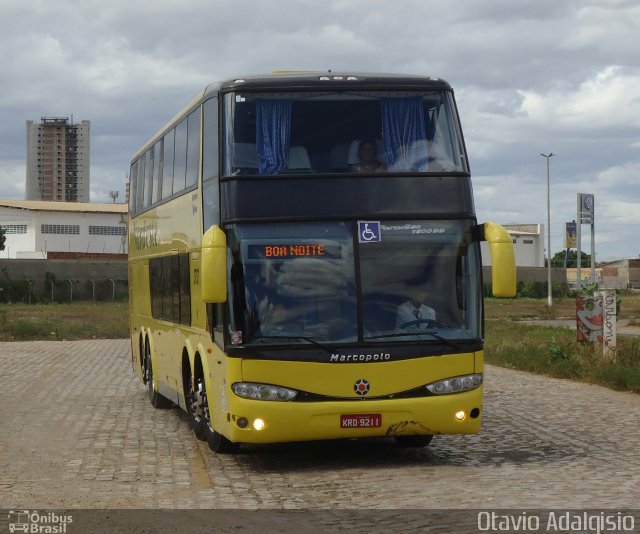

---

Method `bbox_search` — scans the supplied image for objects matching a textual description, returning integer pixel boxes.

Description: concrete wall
[483,266,567,286]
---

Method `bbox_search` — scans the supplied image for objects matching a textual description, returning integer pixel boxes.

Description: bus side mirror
[483,221,516,297]
[201,225,227,303]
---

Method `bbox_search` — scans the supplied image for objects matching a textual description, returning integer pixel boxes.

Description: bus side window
[173,118,188,194]
[203,98,219,178]
[207,303,224,347]
[136,156,146,213]
[162,129,175,200]
[129,160,138,215]
[203,98,220,230]
[185,108,200,188]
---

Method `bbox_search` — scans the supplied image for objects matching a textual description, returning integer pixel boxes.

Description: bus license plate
[340,414,382,428]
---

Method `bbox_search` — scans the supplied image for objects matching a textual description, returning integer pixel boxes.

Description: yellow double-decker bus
[128,72,515,453]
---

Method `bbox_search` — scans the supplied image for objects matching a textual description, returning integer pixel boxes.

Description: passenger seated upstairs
[349,140,387,173]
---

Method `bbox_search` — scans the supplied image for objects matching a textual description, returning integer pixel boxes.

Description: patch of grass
[485,293,640,321]
[485,316,640,393]
[484,297,575,320]
[593,365,640,392]
[0,302,129,341]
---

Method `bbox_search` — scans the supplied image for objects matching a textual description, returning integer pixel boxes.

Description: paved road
[0,339,638,515]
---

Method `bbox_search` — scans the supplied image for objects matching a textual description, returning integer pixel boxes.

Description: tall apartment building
[26,117,90,202]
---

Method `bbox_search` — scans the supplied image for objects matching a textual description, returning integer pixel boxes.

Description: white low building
[481,223,545,267]
[0,200,128,259]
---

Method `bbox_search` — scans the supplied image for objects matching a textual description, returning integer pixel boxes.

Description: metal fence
[0,278,128,303]
[0,259,128,303]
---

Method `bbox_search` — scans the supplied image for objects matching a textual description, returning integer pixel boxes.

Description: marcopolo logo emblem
[354,379,370,396]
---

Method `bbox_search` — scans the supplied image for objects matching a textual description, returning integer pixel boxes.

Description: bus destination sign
[248,243,340,259]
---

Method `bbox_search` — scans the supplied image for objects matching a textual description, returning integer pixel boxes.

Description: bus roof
[207,72,452,98]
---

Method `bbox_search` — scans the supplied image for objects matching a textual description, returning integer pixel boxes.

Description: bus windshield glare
[222,91,467,176]
[226,220,481,348]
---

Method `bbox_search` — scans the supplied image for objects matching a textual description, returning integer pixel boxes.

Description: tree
[0,227,5,251]
[550,249,591,268]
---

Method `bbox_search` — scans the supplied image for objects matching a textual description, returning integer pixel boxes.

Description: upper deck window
[222,91,467,177]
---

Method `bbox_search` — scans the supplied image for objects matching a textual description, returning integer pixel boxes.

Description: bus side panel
[475,350,484,373]
[204,343,243,439]
[129,259,149,384]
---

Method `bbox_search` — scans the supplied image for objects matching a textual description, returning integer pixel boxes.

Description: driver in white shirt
[396,286,436,329]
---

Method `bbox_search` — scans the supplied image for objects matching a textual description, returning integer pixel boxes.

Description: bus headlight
[425,374,482,395]
[232,382,297,401]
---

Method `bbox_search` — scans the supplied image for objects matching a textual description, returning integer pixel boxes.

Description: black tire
[187,376,206,441]
[395,435,434,448]
[199,377,239,454]
[145,347,171,409]
[206,429,239,454]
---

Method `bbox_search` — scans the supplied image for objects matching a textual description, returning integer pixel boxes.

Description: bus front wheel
[206,429,239,454]
[395,435,433,448]
[198,377,239,454]
[145,346,171,409]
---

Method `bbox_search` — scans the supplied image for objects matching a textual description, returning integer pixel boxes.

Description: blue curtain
[256,100,292,175]
[380,97,426,169]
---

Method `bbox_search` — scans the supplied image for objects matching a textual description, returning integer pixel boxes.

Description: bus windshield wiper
[366,330,460,350]
[252,335,333,353]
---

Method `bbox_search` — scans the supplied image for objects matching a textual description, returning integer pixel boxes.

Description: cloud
[0,162,26,199]
[1,0,640,258]
[518,66,640,133]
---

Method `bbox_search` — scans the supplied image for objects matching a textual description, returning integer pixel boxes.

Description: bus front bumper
[222,387,483,444]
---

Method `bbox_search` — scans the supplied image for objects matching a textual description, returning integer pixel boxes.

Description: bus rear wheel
[395,435,433,448]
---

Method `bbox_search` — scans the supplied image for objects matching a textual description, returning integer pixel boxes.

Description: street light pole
[540,152,555,307]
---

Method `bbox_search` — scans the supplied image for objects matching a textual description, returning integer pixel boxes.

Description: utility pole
[540,152,555,307]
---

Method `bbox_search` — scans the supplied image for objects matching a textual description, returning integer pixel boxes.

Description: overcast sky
[1,0,639,260]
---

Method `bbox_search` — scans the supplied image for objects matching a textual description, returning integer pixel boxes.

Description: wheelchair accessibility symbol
[358,221,381,243]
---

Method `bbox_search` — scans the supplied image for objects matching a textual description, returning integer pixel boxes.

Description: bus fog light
[237,417,248,428]
[253,418,266,431]
[455,410,466,421]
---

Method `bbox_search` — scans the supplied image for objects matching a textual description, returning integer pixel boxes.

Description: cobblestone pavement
[1,339,639,511]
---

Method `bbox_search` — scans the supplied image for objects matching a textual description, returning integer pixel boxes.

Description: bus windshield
[225,220,481,348]
[222,91,467,176]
